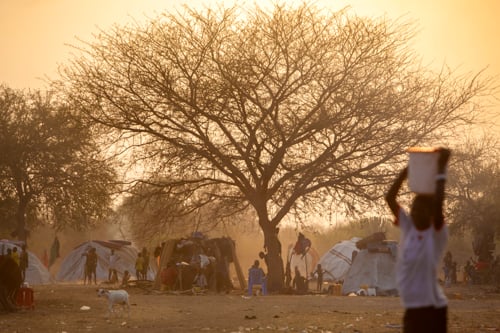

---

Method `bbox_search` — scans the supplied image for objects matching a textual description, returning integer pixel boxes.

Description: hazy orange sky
[1,0,499,92]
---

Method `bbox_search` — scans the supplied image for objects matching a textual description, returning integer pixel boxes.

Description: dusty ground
[2,283,500,333]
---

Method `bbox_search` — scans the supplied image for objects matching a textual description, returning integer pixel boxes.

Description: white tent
[56,240,156,282]
[0,239,52,285]
[341,246,399,296]
[317,237,361,282]
[286,244,320,278]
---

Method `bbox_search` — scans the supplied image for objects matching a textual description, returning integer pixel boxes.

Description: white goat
[97,288,130,318]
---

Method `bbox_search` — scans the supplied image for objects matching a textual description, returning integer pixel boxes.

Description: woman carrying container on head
[385,147,450,333]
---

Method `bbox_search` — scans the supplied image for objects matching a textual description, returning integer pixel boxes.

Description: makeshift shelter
[0,239,52,285]
[316,237,361,282]
[56,240,155,282]
[154,234,246,291]
[341,240,399,296]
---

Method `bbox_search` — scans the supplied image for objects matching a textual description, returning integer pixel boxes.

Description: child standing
[135,253,144,280]
[312,263,325,292]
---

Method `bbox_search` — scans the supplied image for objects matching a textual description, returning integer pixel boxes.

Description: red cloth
[475,261,489,271]
[42,250,49,268]
[161,267,178,287]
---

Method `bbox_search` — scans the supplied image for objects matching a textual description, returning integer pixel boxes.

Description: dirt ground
[2,283,500,333]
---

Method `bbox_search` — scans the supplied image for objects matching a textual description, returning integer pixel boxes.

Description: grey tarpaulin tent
[341,241,399,296]
[56,240,156,282]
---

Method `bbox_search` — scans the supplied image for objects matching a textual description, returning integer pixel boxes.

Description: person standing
[11,247,20,266]
[19,245,29,282]
[141,247,150,280]
[284,261,292,290]
[49,236,60,268]
[108,249,118,283]
[385,148,450,333]
[6,248,12,259]
[312,263,325,292]
[443,251,453,287]
[82,248,90,285]
[82,247,98,285]
[292,265,307,294]
[87,247,98,285]
[464,260,474,284]
[135,253,144,280]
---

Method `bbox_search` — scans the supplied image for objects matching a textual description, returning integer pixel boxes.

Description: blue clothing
[248,266,267,296]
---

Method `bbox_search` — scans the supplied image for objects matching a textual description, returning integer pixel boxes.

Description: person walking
[385,148,450,333]
[19,245,29,282]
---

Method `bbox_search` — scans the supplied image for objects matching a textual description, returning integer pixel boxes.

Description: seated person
[247,260,267,296]
[121,270,131,287]
[161,262,178,291]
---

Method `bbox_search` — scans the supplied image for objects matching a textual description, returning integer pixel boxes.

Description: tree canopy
[59,3,490,289]
[0,85,118,241]
[115,178,249,244]
[446,136,500,260]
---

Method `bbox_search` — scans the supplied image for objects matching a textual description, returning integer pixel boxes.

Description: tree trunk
[15,198,28,243]
[262,225,284,292]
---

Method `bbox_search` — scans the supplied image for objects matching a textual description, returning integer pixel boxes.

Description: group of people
[3,244,29,282]
[248,148,452,333]
[443,251,500,286]
[462,255,500,286]
[82,246,152,286]
[156,235,236,294]
[160,254,233,293]
[250,232,321,296]
[0,147,456,333]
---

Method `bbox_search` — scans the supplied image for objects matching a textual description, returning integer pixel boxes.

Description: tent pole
[230,240,246,290]
[153,240,176,290]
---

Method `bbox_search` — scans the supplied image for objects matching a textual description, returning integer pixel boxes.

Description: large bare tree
[59,4,489,290]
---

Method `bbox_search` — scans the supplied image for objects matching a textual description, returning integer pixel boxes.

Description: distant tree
[446,136,500,261]
[0,85,117,242]
[59,3,491,290]
[0,197,17,237]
